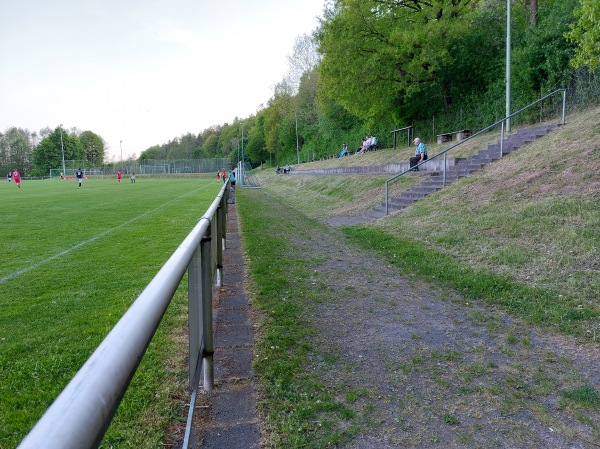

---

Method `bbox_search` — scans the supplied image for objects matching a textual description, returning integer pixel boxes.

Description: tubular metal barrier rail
[18,182,232,449]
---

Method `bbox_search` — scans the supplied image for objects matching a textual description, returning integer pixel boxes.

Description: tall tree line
[143,0,599,167]
[0,127,106,177]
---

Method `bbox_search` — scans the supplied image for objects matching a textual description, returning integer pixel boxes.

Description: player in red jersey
[12,170,21,189]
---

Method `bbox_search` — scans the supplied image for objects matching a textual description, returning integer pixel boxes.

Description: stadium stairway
[326,124,558,226]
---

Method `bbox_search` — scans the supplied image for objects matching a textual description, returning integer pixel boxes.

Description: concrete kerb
[189,204,261,449]
[288,159,459,175]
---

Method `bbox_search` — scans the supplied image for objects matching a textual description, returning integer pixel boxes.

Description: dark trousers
[409,154,427,171]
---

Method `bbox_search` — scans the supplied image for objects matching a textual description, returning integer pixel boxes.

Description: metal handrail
[385,89,566,214]
[390,125,413,150]
[18,182,231,449]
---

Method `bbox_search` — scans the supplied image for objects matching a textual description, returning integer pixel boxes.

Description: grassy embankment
[0,178,221,448]
[237,107,599,447]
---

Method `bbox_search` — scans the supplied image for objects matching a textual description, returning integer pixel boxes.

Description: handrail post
[215,196,225,287]
[188,246,203,392]
[500,120,505,158]
[562,89,566,125]
[200,228,214,391]
[385,181,389,215]
[443,152,447,187]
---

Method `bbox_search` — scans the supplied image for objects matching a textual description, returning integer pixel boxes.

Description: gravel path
[285,216,600,448]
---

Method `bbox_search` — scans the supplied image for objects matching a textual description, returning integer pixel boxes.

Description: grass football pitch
[0,177,222,448]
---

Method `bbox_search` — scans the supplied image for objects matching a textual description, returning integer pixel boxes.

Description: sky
[0,0,325,161]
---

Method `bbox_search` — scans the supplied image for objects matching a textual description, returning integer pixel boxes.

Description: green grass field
[0,177,222,448]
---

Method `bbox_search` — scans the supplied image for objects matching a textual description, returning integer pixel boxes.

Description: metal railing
[385,89,566,214]
[391,125,413,150]
[18,182,232,449]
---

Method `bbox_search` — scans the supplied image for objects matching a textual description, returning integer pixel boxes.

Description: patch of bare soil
[289,224,600,448]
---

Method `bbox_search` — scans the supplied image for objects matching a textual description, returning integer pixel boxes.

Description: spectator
[356,137,367,154]
[130,171,136,183]
[229,170,236,191]
[367,136,378,151]
[409,137,427,171]
[337,144,349,158]
[284,164,291,174]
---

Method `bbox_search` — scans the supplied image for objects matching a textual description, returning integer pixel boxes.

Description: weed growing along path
[238,188,600,448]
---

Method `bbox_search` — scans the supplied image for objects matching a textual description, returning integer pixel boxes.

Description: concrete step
[400,190,428,200]
[411,185,441,194]
[389,197,417,208]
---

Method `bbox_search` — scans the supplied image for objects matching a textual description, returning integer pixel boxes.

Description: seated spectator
[367,135,377,151]
[356,137,367,154]
[284,164,291,174]
[409,137,428,171]
[276,166,282,174]
[337,144,349,158]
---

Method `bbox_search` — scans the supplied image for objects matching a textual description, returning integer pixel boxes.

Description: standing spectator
[12,169,20,188]
[117,171,122,183]
[229,169,236,191]
[76,168,83,188]
[409,137,428,171]
[221,168,227,183]
[130,171,136,183]
[217,171,221,181]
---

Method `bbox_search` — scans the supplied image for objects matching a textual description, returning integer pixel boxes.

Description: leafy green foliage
[565,0,600,71]
[32,127,84,176]
[0,127,35,176]
[79,130,106,165]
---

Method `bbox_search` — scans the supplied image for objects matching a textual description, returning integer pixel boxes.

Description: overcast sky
[0,0,325,160]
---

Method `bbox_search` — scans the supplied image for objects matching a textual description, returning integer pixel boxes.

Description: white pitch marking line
[0,187,207,285]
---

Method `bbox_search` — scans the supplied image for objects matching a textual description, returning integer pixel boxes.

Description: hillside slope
[253,106,600,329]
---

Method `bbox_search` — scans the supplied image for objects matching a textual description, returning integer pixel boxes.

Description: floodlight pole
[295,112,300,164]
[241,125,244,167]
[60,125,66,177]
[120,140,123,172]
[506,0,512,132]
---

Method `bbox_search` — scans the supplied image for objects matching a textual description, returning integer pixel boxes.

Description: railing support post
[216,197,225,287]
[500,120,505,158]
[385,181,389,215]
[562,89,566,125]
[200,228,214,391]
[443,152,447,187]
[188,246,202,393]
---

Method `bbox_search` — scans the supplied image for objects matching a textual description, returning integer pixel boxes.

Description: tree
[79,131,105,165]
[245,113,268,165]
[33,127,84,175]
[0,127,34,175]
[317,0,476,124]
[566,0,600,72]
[512,0,578,102]
[286,33,322,93]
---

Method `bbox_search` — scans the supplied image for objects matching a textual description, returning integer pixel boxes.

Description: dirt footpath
[287,218,600,448]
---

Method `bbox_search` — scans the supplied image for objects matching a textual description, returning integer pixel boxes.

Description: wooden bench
[436,129,472,144]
